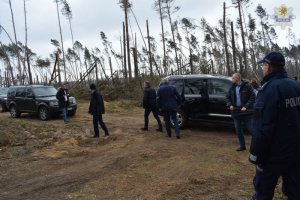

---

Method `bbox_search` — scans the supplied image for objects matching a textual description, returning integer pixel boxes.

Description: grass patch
[0,117,58,148]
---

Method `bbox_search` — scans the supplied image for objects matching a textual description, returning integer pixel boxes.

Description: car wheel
[10,105,20,118]
[171,109,188,129]
[39,106,49,121]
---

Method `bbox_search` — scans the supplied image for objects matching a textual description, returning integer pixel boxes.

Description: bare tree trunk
[158,0,167,73]
[109,57,113,80]
[133,34,138,77]
[231,22,237,73]
[124,0,132,79]
[8,0,22,84]
[55,0,67,83]
[123,22,128,80]
[166,2,179,73]
[146,20,153,76]
[23,0,32,84]
[237,0,247,74]
[223,2,230,76]
[95,60,99,83]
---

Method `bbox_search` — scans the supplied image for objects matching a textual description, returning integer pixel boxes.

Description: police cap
[257,52,285,67]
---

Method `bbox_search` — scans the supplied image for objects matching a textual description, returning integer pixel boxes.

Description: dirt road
[0,101,282,200]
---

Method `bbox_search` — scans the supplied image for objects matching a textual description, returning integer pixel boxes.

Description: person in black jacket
[225,73,255,151]
[88,83,109,138]
[141,81,162,132]
[249,52,300,200]
[56,83,69,124]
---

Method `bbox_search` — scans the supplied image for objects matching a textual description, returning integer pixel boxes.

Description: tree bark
[55,0,66,83]
[166,2,180,73]
[8,0,22,84]
[146,20,153,76]
[223,2,231,76]
[124,0,132,79]
[237,0,247,74]
[158,0,167,74]
[23,0,32,84]
[123,22,128,80]
[231,22,237,73]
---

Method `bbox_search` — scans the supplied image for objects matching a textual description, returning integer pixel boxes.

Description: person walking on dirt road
[249,52,300,200]
[141,81,162,132]
[88,83,109,138]
[157,79,181,139]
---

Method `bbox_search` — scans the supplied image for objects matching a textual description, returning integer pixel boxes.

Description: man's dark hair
[90,83,96,90]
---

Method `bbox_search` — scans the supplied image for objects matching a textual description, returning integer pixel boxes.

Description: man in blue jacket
[226,73,256,151]
[157,79,181,139]
[249,52,300,200]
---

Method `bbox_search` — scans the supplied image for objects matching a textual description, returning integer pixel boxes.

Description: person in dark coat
[249,52,300,200]
[56,83,69,124]
[141,81,162,132]
[157,79,181,139]
[88,83,109,138]
[225,73,256,151]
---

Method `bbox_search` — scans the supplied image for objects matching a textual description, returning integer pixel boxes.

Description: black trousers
[144,107,162,130]
[252,162,300,200]
[93,114,109,137]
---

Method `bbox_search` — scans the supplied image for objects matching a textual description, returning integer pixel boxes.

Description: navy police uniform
[249,52,300,200]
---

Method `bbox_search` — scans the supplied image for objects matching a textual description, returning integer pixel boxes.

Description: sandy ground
[0,101,268,200]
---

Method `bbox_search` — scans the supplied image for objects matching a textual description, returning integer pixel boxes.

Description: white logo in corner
[270,4,296,30]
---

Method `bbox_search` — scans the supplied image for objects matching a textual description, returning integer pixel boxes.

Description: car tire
[39,106,49,121]
[10,105,20,118]
[171,109,188,129]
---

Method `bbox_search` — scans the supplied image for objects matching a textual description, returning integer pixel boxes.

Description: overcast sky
[0,0,299,59]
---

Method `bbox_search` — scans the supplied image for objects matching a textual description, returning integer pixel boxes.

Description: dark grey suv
[163,74,233,128]
[6,85,77,120]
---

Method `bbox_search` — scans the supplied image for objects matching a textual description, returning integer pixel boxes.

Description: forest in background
[0,0,299,97]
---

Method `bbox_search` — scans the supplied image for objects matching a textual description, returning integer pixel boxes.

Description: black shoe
[141,128,148,131]
[236,147,246,151]
[176,136,181,139]
[165,134,171,138]
[92,135,99,138]
[156,128,163,132]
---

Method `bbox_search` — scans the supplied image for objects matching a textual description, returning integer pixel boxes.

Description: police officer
[249,52,300,200]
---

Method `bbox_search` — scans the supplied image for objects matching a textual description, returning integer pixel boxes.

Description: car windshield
[0,88,9,95]
[32,87,57,97]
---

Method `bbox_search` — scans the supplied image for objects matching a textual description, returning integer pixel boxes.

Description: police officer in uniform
[249,52,300,200]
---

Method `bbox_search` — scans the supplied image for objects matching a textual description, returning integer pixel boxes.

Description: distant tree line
[0,0,299,89]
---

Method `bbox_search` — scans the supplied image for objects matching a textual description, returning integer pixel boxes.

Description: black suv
[163,74,233,128]
[6,85,77,120]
